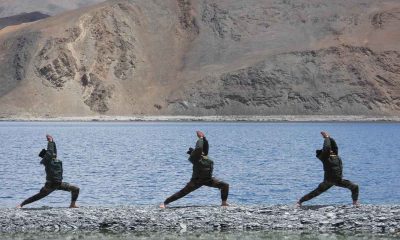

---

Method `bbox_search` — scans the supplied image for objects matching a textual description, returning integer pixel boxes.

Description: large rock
[0,0,399,117]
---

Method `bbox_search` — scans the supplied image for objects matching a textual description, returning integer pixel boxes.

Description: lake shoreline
[1,115,400,122]
[1,205,399,235]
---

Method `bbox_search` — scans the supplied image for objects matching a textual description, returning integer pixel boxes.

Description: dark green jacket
[317,137,343,181]
[41,141,63,182]
[188,148,213,180]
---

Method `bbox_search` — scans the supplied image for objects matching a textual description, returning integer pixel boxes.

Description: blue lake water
[0,121,399,208]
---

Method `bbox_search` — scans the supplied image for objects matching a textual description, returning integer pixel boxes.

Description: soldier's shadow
[300,205,333,210]
[21,206,68,211]
[167,205,218,209]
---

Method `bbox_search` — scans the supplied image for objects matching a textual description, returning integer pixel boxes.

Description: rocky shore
[1,205,399,235]
[1,115,400,122]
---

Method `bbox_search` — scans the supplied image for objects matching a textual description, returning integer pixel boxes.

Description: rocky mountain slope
[0,0,106,17]
[0,0,399,117]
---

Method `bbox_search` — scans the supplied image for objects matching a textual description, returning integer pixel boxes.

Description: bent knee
[222,183,229,190]
[72,186,80,193]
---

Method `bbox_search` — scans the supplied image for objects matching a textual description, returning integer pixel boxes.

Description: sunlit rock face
[0,0,399,117]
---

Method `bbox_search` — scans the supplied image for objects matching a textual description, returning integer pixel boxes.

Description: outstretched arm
[316,137,331,161]
[47,141,57,157]
[188,138,204,163]
[316,131,331,161]
[322,137,331,153]
[195,138,203,150]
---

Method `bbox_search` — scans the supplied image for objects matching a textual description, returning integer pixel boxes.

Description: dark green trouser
[299,179,359,203]
[21,182,80,207]
[164,178,229,205]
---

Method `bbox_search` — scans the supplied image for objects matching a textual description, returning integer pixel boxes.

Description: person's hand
[320,131,329,138]
[46,134,53,142]
[196,131,205,138]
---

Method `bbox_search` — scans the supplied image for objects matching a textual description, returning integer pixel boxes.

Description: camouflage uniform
[299,137,359,204]
[164,177,229,205]
[21,182,80,207]
[20,141,80,207]
[163,140,229,205]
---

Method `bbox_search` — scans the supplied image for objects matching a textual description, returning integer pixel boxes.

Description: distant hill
[0,0,399,118]
[0,0,105,17]
[0,12,49,30]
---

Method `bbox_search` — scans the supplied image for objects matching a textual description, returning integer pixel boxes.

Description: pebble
[326,212,336,218]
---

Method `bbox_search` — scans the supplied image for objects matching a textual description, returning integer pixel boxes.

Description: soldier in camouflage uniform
[160,131,229,208]
[17,134,80,208]
[297,132,359,207]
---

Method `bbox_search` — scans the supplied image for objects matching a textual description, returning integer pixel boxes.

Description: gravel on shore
[1,205,399,235]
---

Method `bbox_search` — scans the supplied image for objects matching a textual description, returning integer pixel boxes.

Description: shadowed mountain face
[0,12,50,30]
[0,0,399,117]
[0,0,106,17]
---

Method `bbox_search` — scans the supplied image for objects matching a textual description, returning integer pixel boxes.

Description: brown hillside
[0,0,399,117]
[0,0,106,17]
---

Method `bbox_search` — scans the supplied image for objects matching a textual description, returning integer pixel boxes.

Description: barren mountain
[0,0,399,118]
[0,0,106,17]
[0,12,49,30]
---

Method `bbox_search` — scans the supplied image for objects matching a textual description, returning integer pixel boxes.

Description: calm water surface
[0,122,399,207]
